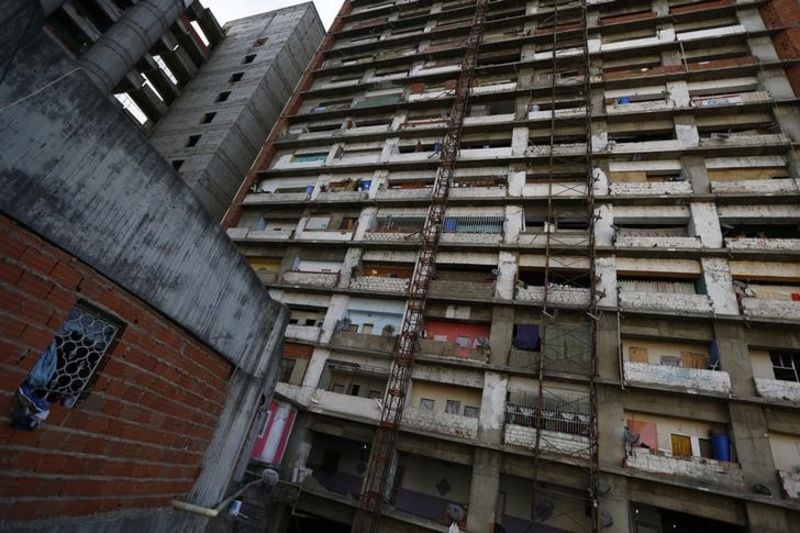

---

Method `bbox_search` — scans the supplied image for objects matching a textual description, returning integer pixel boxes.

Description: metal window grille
[442,215,504,234]
[39,306,120,404]
[505,388,591,436]
[374,216,427,233]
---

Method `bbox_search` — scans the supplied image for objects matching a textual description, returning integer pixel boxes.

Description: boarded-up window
[629,346,649,363]
[681,351,708,369]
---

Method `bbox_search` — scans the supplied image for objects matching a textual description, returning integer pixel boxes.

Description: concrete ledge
[754,378,800,404]
[625,448,744,489]
[624,361,731,394]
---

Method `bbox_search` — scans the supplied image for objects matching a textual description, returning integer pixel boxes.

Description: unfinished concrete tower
[224,0,800,531]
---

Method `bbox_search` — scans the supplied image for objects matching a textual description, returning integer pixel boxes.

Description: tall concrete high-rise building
[223,0,800,531]
[149,4,326,220]
[41,0,324,220]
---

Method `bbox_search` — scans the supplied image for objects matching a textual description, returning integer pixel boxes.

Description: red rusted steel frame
[351,2,489,532]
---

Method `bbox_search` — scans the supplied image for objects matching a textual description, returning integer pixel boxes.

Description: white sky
[202,0,343,29]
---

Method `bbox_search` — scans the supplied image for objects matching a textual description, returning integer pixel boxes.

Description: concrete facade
[224,0,800,531]
[149,3,325,220]
[0,3,287,530]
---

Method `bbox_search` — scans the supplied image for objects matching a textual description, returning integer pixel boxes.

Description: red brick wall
[0,216,234,522]
[761,0,800,96]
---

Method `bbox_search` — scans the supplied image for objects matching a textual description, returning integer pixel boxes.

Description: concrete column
[689,202,722,248]
[320,294,349,343]
[508,168,526,197]
[301,348,330,389]
[674,115,699,148]
[511,127,529,156]
[701,257,738,315]
[466,448,501,532]
[601,475,630,533]
[80,0,187,93]
[489,306,514,366]
[596,312,621,382]
[713,322,756,396]
[729,404,782,497]
[597,387,626,469]
[380,137,399,162]
[478,372,508,445]
[504,205,523,244]
[594,204,614,247]
[354,207,377,241]
[593,167,609,197]
[595,257,617,308]
[496,251,517,300]
[339,247,363,289]
[682,155,710,194]
[744,501,792,533]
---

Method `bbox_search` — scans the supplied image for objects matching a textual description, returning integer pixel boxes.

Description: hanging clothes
[27,341,58,389]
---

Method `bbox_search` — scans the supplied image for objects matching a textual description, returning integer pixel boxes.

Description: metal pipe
[172,478,263,518]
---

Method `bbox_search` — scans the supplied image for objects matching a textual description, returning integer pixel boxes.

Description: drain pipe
[172,469,279,518]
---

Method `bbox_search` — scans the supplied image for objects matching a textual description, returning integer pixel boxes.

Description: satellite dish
[600,511,614,529]
[623,428,640,444]
[533,498,555,522]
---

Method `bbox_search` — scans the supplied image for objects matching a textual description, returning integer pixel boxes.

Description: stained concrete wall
[149,3,325,219]
[0,9,289,524]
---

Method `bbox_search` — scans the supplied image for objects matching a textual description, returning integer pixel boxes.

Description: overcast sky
[202,0,343,29]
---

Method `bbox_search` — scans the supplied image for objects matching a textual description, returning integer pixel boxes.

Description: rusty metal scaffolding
[529,0,600,531]
[351,1,489,532]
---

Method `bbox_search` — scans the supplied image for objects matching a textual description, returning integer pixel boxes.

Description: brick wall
[761,0,800,95]
[0,216,233,522]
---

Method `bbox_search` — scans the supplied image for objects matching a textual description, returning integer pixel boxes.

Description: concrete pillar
[320,294,349,343]
[504,205,523,244]
[466,448,501,532]
[496,251,517,300]
[596,311,620,382]
[597,387,626,469]
[593,167,609,197]
[744,501,793,533]
[601,475,630,533]
[489,306,514,366]
[713,322,756,396]
[729,404,783,499]
[354,207,378,241]
[339,247,363,289]
[682,155,710,194]
[80,0,187,93]
[674,115,699,148]
[689,202,722,248]
[701,258,737,315]
[301,348,330,389]
[595,257,617,308]
[508,169,526,197]
[511,127,529,156]
[478,372,508,445]
[594,204,614,247]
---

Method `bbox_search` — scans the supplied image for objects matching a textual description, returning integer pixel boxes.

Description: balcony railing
[624,362,730,394]
[624,447,744,489]
[282,271,339,288]
[754,378,800,404]
[724,238,800,252]
[515,285,591,306]
[741,298,800,321]
[619,291,713,315]
[375,188,433,201]
[503,418,591,459]
[609,181,692,197]
[362,231,422,243]
[402,406,478,439]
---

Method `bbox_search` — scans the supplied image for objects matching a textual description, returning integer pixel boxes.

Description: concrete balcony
[504,424,591,459]
[724,238,800,252]
[285,324,321,342]
[419,338,488,362]
[619,291,713,315]
[242,192,310,205]
[448,186,507,199]
[349,276,409,294]
[754,378,800,404]
[429,279,495,300]
[609,181,692,197]
[528,143,587,157]
[624,362,731,394]
[711,179,798,195]
[402,407,478,439]
[375,188,432,201]
[315,191,367,202]
[282,271,339,288]
[362,231,421,243]
[515,285,592,306]
[742,298,800,321]
[699,133,788,149]
[462,113,515,127]
[523,182,587,198]
[518,232,590,247]
[606,100,675,114]
[615,235,703,249]
[330,331,396,353]
[624,447,744,489]
[440,232,503,245]
[227,228,295,242]
[311,389,381,422]
[295,230,354,242]
[254,270,278,284]
[528,106,586,120]
[607,140,683,154]
[471,82,517,95]
[778,470,800,499]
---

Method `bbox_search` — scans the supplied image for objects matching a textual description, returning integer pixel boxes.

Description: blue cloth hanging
[513,325,540,350]
[27,341,58,389]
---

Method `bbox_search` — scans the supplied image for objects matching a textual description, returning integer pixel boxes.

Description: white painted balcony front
[606,140,683,154]
[295,230,354,242]
[528,143,587,157]
[462,113,515,127]
[242,192,310,205]
[609,181,691,196]
[711,179,798,195]
[615,235,702,249]
[779,470,800,499]
[742,298,800,321]
[376,188,433,201]
[349,276,409,294]
[504,424,591,459]
[624,362,731,394]
[606,100,675,114]
[449,186,507,199]
[624,447,744,489]
[429,279,495,300]
[459,147,513,160]
[516,285,591,306]
[677,24,745,42]
[227,228,294,242]
[311,389,381,422]
[402,407,478,439]
[700,133,788,149]
[528,106,586,121]
[619,291,713,315]
[282,271,339,288]
[471,82,517,96]
[362,231,421,243]
[724,238,800,252]
[754,378,800,404]
[285,324,321,342]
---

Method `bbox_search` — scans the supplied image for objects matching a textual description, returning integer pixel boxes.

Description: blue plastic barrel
[711,433,731,462]
[305,185,314,195]
[360,180,372,191]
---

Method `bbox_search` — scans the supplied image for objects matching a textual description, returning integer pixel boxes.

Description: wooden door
[681,351,707,369]
[670,434,692,457]
[629,346,649,363]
